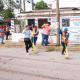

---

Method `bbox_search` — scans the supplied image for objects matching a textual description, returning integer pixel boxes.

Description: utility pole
[32,0,34,10]
[20,0,26,12]
[23,0,25,12]
[56,0,60,45]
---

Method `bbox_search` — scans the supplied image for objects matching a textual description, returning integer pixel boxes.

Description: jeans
[42,34,49,46]
[0,36,4,44]
[61,42,67,54]
[31,37,37,45]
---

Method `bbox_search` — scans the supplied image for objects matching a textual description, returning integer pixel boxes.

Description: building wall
[17,9,80,44]
[61,16,80,44]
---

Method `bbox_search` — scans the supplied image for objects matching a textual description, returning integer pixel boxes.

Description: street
[0,48,80,80]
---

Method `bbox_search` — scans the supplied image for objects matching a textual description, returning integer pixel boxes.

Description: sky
[24,0,80,11]
[34,0,80,8]
[14,0,80,12]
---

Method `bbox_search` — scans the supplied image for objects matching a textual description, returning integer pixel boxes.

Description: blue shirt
[22,29,32,38]
[0,28,4,32]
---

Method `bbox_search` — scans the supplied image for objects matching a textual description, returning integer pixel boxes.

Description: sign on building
[62,16,80,44]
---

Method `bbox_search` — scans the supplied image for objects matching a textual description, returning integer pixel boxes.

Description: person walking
[61,28,69,55]
[22,25,32,53]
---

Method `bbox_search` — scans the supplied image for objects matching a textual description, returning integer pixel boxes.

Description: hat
[64,28,68,31]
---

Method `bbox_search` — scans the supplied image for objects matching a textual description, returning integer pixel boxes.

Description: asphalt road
[0,48,80,80]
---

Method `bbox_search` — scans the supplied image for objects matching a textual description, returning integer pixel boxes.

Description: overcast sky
[23,0,80,11]
[34,0,80,8]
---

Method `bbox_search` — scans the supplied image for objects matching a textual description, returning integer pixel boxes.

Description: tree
[0,0,4,11]
[1,9,14,20]
[2,0,20,10]
[35,0,49,10]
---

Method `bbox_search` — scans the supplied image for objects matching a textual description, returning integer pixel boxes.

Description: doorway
[38,18,48,28]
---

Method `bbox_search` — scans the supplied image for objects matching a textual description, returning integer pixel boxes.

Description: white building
[16,8,80,44]
[8,0,80,45]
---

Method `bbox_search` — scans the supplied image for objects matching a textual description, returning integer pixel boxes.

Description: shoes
[62,53,65,55]
[26,53,29,55]
[26,50,28,53]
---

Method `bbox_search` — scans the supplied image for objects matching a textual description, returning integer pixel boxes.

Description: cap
[64,28,68,31]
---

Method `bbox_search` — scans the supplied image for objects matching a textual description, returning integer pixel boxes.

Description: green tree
[0,0,4,11]
[35,0,49,10]
[1,9,14,20]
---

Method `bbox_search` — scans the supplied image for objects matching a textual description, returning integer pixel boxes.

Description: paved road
[0,48,80,80]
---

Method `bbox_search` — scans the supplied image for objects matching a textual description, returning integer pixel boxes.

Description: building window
[62,19,70,27]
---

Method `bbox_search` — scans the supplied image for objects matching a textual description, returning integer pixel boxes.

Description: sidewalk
[0,40,24,48]
[0,39,80,52]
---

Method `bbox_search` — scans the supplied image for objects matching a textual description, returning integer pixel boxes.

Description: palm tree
[2,0,20,9]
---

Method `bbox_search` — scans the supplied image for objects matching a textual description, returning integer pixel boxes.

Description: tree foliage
[1,9,14,20]
[0,0,4,11]
[35,0,49,10]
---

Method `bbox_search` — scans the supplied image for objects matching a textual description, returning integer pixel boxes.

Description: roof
[3,19,11,23]
[20,7,80,13]
[17,7,80,19]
